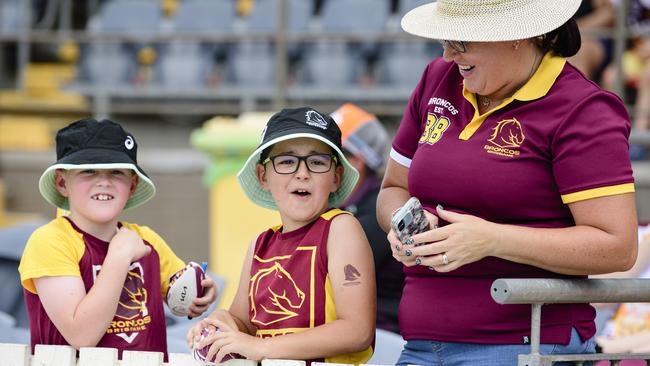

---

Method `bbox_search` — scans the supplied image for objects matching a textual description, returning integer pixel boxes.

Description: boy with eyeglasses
[187,107,376,364]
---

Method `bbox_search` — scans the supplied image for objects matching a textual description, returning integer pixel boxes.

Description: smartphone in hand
[391,197,430,243]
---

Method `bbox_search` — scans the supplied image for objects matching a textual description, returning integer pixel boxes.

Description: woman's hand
[388,209,439,266]
[199,317,266,362]
[391,206,499,272]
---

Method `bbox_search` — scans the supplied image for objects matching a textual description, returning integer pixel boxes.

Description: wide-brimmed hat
[237,107,359,210]
[401,0,581,42]
[39,118,155,211]
[331,103,389,174]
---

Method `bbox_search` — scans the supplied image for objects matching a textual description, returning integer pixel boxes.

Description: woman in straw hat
[377,0,638,364]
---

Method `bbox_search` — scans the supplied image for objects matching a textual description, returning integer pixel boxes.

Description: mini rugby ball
[192,327,241,364]
[166,261,205,317]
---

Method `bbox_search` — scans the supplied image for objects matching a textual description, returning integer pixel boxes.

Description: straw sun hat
[401,0,581,42]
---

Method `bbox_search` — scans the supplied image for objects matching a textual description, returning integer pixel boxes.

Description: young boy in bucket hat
[18,118,217,359]
[187,107,376,364]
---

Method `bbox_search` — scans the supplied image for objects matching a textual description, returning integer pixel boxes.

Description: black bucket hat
[237,107,359,210]
[38,118,156,210]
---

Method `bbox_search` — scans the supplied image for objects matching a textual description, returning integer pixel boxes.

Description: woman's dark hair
[537,18,581,57]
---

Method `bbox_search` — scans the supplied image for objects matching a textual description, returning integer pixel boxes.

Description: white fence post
[0,343,30,366]
[262,360,306,366]
[78,347,119,366]
[32,344,75,366]
[121,350,163,366]
[0,345,363,366]
[167,353,203,366]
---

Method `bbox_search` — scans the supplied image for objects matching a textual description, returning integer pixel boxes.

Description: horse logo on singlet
[116,269,149,320]
[487,118,525,148]
[250,262,306,326]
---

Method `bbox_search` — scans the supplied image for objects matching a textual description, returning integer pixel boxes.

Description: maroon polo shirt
[392,53,634,345]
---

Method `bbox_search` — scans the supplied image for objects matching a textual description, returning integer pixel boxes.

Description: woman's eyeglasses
[439,40,467,53]
[262,153,338,174]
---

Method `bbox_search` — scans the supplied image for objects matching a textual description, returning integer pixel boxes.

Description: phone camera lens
[398,221,405,230]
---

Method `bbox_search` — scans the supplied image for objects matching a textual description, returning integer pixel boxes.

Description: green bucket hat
[237,107,359,210]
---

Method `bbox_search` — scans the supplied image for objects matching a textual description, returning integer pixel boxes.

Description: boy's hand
[200,318,265,362]
[186,309,232,348]
[188,276,218,318]
[109,227,151,263]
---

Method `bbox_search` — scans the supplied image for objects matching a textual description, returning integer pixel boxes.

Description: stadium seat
[0,0,28,36]
[156,42,216,88]
[300,41,363,87]
[79,0,163,86]
[376,0,442,88]
[155,0,236,88]
[227,41,275,87]
[172,0,236,34]
[228,0,314,87]
[94,0,162,35]
[78,43,136,86]
[320,0,390,58]
[299,0,391,86]
[243,0,313,33]
[377,41,441,88]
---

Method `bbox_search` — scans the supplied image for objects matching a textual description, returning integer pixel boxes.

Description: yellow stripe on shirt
[561,183,635,204]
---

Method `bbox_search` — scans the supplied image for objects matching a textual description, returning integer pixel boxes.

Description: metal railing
[492,278,650,366]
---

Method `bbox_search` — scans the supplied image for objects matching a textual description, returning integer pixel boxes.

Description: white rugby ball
[166,261,205,317]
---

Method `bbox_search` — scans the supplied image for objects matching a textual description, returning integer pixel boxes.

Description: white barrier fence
[0,343,385,366]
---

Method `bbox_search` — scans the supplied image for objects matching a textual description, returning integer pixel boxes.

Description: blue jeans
[397,328,596,366]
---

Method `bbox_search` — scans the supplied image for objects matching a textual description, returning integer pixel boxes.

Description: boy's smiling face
[256,138,343,231]
[55,168,138,230]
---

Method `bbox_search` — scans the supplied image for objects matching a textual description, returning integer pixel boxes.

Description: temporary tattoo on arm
[343,264,361,286]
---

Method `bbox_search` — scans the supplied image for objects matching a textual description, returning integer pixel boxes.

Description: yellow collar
[458,53,565,140]
[462,52,565,106]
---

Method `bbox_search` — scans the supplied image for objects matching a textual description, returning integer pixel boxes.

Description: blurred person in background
[601,0,650,159]
[594,228,650,364]
[569,0,615,82]
[331,103,403,334]
[377,0,638,364]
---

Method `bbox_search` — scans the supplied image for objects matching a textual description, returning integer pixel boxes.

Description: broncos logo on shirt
[488,118,525,148]
[115,269,148,320]
[250,262,305,326]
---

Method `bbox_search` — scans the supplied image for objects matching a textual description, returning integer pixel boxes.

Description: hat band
[439,0,529,16]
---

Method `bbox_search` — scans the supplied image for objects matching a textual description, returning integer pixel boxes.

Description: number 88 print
[419,113,451,145]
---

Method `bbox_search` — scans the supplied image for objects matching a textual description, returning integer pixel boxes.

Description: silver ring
[442,253,449,265]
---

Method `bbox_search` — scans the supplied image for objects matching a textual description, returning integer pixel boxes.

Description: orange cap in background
[331,103,389,174]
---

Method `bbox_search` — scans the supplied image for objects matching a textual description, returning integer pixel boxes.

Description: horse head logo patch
[487,118,525,148]
[116,269,148,320]
[250,262,305,326]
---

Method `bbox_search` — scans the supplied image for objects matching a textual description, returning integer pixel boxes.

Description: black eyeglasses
[439,40,467,53]
[262,153,338,174]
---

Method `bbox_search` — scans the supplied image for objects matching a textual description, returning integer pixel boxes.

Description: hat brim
[39,148,155,211]
[236,132,359,210]
[401,0,581,42]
